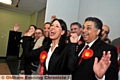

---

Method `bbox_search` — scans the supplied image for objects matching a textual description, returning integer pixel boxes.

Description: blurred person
[66,22,83,44]
[19,25,37,75]
[42,22,51,45]
[100,25,110,41]
[67,30,71,37]
[70,22,83,41]
[111,37,120,47]
[31,28,45,74]
[111,37,120,80]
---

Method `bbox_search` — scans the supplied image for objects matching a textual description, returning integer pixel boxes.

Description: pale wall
[78,0,120,41]
[45,0,80,30]
[45,0,120,41]
[30,12,37,25]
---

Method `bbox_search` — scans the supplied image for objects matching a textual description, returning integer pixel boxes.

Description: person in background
[111,37,120,80]
[65,30,71,44]
[66,22,83,44]
[70,22,83,41]
[31,28,45,74]
[111,37,120,48]
[19,25,37,75]
[33,28,44,49]
[100,25,110,41]
[42,22,51,45]
[67,30,71,37]
[69,17,118,80]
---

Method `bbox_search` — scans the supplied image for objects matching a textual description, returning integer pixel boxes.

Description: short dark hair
[70,22,82,28]
[36,28,44,33]
[29,25,37,30]
[85,17,103,36]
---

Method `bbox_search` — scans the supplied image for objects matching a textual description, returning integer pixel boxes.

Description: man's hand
[93,51,111,79]
[70,33,78,43]
[24,29,34,36]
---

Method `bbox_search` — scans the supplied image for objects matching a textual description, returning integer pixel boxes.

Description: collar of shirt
[45,43,59,70]
[78,37,98,57]
[78,35,81,40]
[85,37,98,48]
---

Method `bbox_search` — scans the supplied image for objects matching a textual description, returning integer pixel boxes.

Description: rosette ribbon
[39,51,48,75]
[78,49,93,65]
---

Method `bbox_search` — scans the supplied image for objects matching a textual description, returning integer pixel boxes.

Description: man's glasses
[102,29,109,34]
[35,32,42,34]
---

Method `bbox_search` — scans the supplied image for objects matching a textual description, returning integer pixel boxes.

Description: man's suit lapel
[78,38,102,66]
[44,46,51,74]
[91,38,101,51]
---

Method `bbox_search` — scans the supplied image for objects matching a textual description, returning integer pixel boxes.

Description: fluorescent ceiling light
[0,0,12,5]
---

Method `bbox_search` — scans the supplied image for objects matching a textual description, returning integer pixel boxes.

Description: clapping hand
[70,33,78,43]
[93,51,111,79]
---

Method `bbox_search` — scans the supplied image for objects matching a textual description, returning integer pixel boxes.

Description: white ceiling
[0,0,47,15]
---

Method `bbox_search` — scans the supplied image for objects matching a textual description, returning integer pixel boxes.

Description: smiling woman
[21,18,71,75]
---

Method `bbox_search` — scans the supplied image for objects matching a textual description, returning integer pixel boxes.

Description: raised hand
[24,29,34,36]
[14,24,20,31]
[93,51,111,79]
[70,33,78,43]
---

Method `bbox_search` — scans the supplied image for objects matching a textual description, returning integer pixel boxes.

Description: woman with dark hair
[22,19,71,74]
[42,22,51,45]
[19,25,37,75]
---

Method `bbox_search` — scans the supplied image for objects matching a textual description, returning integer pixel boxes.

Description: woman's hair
[51,18,67,47]
[29,25,37,30]
[36,28,44,34]
[42,18,67,51]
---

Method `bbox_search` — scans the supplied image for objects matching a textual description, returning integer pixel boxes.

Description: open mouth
[82,33,88,38]
[50,31,55,36]
[44,32,49,36]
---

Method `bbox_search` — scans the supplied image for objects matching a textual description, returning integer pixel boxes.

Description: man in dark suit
[69,17,118,80]
[70,22,83,41]
[66,22,84,44]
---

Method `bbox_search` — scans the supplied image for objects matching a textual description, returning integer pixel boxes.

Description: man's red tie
[78,45,89,65]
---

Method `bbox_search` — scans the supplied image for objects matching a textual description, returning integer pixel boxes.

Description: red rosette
[116,45,120,53]
[82,49,93,59]
[40,51,48,63]
[39,51,47,75]
[118,59,120,71]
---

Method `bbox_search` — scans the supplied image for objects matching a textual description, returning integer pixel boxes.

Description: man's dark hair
[85,17,103,36]
[70,22,82,28]
[29,25,37,30]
